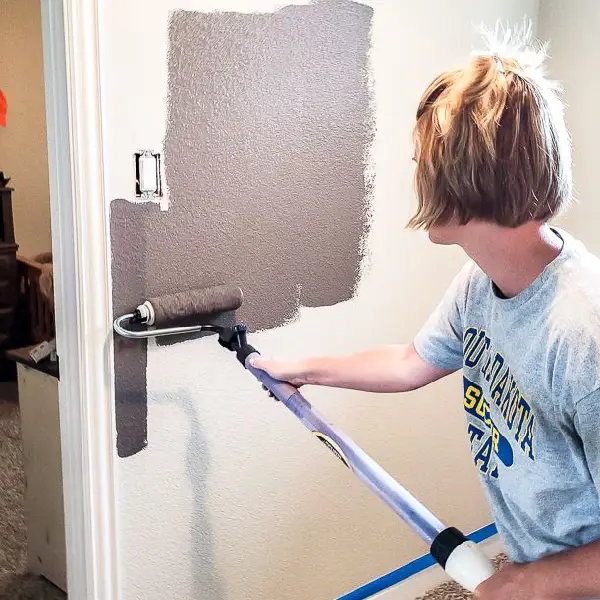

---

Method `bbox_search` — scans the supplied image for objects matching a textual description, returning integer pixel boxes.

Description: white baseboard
[371,536,506,599]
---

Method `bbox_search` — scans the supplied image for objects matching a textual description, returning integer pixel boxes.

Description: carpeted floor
[415,553,509,600]
[0,382,67,600]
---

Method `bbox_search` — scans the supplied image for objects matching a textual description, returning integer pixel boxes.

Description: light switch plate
[135,150,163,201]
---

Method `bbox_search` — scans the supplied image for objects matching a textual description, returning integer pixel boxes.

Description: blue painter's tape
[468,522,497,543]
[337,554,437,600]
[337,523,498,600]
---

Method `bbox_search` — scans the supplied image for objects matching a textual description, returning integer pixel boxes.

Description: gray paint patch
[111,199,150,456]
[110,0,374,457]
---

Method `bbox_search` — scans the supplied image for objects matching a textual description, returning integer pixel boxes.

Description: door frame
[41,0,120,597]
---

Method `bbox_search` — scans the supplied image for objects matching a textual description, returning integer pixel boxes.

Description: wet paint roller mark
[110,199,149,457]
[110,0,374,457]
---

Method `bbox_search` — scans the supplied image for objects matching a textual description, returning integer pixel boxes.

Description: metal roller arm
[112,314,219,340]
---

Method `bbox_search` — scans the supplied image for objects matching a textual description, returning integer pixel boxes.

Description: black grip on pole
[237,344,258,365]
[430,527,468,568]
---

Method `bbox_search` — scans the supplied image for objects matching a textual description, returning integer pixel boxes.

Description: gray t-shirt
[414,228,600,564]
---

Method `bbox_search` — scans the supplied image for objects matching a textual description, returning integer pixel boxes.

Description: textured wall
[100,1,537,599]
[0,0,52,257]
[111,0,373,457]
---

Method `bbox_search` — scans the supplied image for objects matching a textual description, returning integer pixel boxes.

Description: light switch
[135,151,162,200]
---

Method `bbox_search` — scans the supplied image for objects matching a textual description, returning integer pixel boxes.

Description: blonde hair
[408,21,572,230]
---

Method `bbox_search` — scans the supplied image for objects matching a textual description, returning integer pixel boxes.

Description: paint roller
[113,285,244,338]
[113,285,495,593]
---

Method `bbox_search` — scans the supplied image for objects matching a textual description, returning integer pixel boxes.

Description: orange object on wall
[0,90,7,127]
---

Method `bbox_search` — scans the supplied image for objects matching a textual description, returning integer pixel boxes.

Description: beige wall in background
[0,0,51,257]
[539,0,600,254]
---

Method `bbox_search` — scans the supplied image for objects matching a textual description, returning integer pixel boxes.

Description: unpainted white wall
[0,0,52,257]
[539,0,600,254]
[99,1,537,599]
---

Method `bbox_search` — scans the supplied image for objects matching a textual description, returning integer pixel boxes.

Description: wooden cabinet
[7,347,66,593]
[0,187,19,379]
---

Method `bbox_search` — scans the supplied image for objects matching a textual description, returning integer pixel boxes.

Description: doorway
[0,0,65,597]
[1,0,120,598]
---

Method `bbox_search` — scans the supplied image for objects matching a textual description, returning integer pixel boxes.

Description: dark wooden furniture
[0,187,19,380]
[17,254,55,343]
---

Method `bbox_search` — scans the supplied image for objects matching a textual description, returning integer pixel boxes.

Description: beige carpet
[0,383,66,600]
[415,554,509,600]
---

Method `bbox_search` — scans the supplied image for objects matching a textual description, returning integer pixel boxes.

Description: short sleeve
[413,262,471,371]
[574,389,600,493]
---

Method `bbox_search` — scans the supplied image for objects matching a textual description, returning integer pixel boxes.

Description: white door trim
[41,0,120,598]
